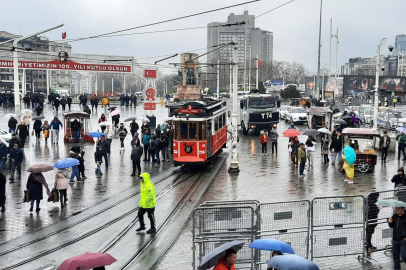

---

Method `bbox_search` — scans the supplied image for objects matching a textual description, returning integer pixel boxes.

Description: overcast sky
[2,0,405,74]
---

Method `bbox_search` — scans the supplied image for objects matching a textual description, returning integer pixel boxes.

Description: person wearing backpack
[142,130,151,162]
[131,140,143,176]
[149,135,157,164]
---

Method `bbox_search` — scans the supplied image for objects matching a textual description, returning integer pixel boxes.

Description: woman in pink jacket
[54,168,70,208]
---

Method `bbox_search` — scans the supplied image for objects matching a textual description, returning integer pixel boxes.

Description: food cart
[306,107,332,130]
[341,128,380,173]
[63,111,94,143]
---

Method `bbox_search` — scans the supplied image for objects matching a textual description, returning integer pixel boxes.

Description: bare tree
[355,65,376,76]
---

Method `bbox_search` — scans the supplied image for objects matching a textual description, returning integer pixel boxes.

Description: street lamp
[13,24,64,118]
[373,38,394,129]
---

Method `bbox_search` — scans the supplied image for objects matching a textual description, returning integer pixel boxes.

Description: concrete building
[0,31,72,93]
[394,34,406,55]
[206,11,273,64]
[340,56,395,76]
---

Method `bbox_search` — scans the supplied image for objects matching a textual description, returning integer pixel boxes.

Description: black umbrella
[333,119,347,125]
[124,117,137,122]
[302,129,320,136]
[342,116,360,120]
[107,107,117,111]
[199,241,244,270]
[32,116,45,120]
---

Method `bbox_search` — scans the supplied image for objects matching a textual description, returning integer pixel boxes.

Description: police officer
[136,172,156,234]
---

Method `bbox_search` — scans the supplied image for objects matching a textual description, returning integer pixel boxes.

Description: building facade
[0,31,72,93]
[207,11,273,64]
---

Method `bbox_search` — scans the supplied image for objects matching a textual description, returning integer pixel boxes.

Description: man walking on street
[298,143,307,177]
[97,135,110,170]
[388,206,406,270]
[9,144,23,181]
[330,130,343,165]
[269,125,279,155]
[136,172,156,234]
[397,132,406,161]
[50,116,63,145]
[380,131,391,163]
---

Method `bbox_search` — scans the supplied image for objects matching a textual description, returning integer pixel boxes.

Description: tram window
[180,123,188,139]
[198,122,205,140]
[222,113,226,127]
[189,122,197,139]
[174,122,178,140]
[240,101,243,109]
[218,115,223,129]
[215,117,219,131]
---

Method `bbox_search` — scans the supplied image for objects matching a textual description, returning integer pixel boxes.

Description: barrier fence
[192,192,405,270]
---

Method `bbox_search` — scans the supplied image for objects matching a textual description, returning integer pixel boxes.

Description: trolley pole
[217,59,220,99]
[229,34,239,173]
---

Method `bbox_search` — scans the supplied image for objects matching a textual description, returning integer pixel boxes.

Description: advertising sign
[325,77,344,98]
[144,103,156,110]
[379,77,406,92]
[0,60,132,72]
[271,80,284,86]
[343,76,375,96]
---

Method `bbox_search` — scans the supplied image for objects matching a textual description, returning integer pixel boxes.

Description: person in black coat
[53,98,60,113]
[0,172,5,212]
[366,192,380,250]
[161,133,170,161]
[130,139,143,176]
[16,122,29,148]
[26,172,50,212]
[153,135,162,165]
[130,120,139,138]
[392,168,406,188]
[8,116,17,134]
[33,119,42,140]
[67,96,72,110]
[155,124,162,138]
[330,130,343,165]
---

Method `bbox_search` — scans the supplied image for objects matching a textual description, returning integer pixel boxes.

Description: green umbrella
[376,199,406,207]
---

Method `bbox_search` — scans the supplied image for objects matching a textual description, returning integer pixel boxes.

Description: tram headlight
[185,145,193,153]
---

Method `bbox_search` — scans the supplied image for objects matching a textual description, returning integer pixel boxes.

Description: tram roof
[63,111,91,119]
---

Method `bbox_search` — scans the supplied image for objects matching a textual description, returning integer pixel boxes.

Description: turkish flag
[258,59,262,67]
[144,69,157,78]
[62,32,67,39]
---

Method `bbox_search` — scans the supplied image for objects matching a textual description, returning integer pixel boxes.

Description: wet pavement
[0,102,173,243]
[155,104,406,270]
[1,101,405,269]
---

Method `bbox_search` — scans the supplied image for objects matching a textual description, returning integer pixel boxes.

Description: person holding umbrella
[98,113,107,133]
[305,136,316,166]
[388,205,406,270]
[54,167,70,208]
[343,145,356,184]
[68,150,81,182]
[321,134,330,164]
[104,125,114,152]
[26,171,50,212]
[213,249,237,270]
[290,137,299,167]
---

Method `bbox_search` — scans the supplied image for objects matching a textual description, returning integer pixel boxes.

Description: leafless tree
[355,65,376,76]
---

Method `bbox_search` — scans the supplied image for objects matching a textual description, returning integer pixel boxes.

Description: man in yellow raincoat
[136,172,156,233]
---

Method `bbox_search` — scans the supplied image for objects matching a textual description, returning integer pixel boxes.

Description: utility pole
[373,38,387,130]
[46,70,49,97]
[229,60,232,97]
[102,80,105,94]
[22,69,26,95]
[217,59,220,99]
[111,78,114,94]
[329,19,332,77]
[95,73,98,94]
[248,45,251,91]
[256,54,259,89]
[316,0,323,100]
[229,34,239,173]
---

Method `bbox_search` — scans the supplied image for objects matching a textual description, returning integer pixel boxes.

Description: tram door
[206,120,212,157]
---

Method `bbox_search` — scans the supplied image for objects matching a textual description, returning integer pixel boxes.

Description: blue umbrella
[88,132,105,138]
[199,240,244,270]
[267,254,320,270]
[396,127,406,133]
[54,158,79,169]
[249,239,294,254]
[376,199,406,207]
[343,145,356,165]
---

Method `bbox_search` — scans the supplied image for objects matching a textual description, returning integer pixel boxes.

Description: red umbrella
[283,129,301,137]
[58,253,116,270]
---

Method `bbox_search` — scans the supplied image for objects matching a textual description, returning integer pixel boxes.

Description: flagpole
[256,54,259,89]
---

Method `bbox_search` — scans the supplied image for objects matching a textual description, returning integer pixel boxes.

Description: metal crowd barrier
[192,205,256,270]
[311,195,366,260]
[257,201,310,260]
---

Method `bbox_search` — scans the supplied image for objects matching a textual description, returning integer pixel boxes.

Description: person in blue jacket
[50,116,63,145]
[142,129,151,162]
[9,144,23,181]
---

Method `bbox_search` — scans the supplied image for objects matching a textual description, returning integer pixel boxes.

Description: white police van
[238,93,279,135]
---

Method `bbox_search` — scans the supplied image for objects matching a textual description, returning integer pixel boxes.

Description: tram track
[103,173,203,270]
[0,170,199,270]
[0,168,181,257]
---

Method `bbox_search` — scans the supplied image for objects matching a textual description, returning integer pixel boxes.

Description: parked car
[278,105,290,120]
[285,107,307,124]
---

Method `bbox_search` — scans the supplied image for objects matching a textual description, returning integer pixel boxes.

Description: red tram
[167,99,228,166]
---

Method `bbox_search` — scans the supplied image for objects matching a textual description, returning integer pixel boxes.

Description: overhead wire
[52,0,260,44]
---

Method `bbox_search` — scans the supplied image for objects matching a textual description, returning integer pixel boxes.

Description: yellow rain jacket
[139,172,156,208]
[102,98,109,105]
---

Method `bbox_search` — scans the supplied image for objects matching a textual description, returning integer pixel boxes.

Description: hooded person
[136,172,156,234]
[392,167,406,188]
[50,116,63,145]
[366,192,380,251]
